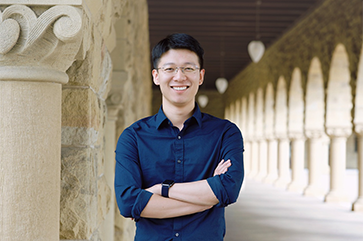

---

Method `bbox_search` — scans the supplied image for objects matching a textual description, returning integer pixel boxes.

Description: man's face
[152,49,205,108]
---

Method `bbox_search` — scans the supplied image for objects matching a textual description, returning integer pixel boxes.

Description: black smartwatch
[162,180,175,198]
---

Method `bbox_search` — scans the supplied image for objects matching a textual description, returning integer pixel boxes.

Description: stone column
[263,138,278,184]
[101,94,123,241]
[287,136,305,193]
[0,4,82,241]
[249,139,259,178]
[255,139,268,181]
[325,129,351,203]
[324,44,352,203]
[353,131,363,211]
[274,137,291,188]
[304,132,325,197]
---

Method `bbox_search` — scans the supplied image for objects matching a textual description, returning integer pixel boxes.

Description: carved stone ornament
[326,127,352,138]
[0,4,83,84]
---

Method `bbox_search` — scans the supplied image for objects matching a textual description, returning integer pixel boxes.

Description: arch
[275,76,288,138]
[255,87,264,138]
[305,57,325,134]
[265,82,275,139]
[326,44,352,131]
[288,68,304,136]
[354,43,363,129]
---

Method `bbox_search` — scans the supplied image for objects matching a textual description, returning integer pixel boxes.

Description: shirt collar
[155,103,203,129]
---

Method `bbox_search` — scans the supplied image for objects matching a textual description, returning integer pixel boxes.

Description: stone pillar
[325,129,351,203]
[287,137,305,193]
[352,43,363,212]
[249,139,259,178]
[264,138,278,184]
[324,44,352,203]
[244,141,252,175]
[255,139,268,181]
[304,132,325,197]
[0,4,82,241]
[100,95,122,241]
[353,131,363,211]
[274,137,291,188]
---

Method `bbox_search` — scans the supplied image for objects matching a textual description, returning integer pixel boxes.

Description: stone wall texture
[60,0,151,240]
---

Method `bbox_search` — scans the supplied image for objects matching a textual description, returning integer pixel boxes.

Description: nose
[173,67,187,80]
[174,67,186,75]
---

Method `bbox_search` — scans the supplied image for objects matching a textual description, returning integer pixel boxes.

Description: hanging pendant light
[216,77,228,94]
[248,0,265,63]
[198,95,209,108]
[215,35,228,94]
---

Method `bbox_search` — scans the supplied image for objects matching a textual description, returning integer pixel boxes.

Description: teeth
[173,86,187,91]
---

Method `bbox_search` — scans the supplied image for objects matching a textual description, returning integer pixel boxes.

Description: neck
[162,100,195,131]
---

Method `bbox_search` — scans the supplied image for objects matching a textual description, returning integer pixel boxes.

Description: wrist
[162,180,175,198]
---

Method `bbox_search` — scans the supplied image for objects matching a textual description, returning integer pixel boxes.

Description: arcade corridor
[225,172,363,241]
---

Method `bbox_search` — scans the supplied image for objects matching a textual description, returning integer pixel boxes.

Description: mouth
[171,86,189,91]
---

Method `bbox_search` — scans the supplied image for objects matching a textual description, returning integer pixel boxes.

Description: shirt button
[178,136,181,139]
[177,160,181,163]
[175,233,179,237]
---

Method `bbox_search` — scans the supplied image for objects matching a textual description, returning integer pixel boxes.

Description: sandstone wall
[60,0,151,240]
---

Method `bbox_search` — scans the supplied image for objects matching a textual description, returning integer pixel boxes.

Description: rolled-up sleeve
[207,123,244,207]
[114,128,152,220]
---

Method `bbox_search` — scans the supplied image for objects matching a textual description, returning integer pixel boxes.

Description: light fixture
[215,36,228,94]
[198,95,209,108]
[216,77,228,94]
[248,0,265,63]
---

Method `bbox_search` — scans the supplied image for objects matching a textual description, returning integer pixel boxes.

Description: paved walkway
[225,174,363,241]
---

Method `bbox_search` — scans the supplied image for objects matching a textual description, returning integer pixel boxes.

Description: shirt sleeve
[207,122,244,207]
[114,127,153,220]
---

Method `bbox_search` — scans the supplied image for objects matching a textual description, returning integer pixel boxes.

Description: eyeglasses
[157,65,200,75]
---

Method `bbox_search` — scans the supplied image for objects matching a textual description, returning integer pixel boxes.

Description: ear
[152,69,160,85]
[199,69,205,85]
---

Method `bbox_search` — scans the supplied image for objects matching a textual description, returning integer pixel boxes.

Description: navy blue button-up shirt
[115,104,244,241]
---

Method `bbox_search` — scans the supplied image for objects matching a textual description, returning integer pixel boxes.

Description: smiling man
[114,33,244,241]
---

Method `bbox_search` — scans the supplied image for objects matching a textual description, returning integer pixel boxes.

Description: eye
[184,67,195,72]
[164,67,175,73]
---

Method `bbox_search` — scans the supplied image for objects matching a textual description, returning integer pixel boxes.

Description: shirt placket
[173,132,184,239]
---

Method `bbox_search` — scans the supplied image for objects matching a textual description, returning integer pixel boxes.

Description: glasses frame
[157,65,200,75]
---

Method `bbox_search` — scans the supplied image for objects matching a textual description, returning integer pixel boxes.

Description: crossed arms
[140,159,231,219]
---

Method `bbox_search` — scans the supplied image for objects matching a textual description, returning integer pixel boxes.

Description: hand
[213,159,231,176]
[145,183,162,195]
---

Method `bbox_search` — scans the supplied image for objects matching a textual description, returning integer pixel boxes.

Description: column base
[274,177,290,189]
[287,181,305,193]
[324,190,349,203]
[352,197,363,212]
[254,172,267,181]
[263,173,278,184]
[304,185,325,198]
[247,170,258,179]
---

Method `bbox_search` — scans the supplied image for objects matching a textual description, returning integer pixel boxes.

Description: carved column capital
[326,127,352,138]
[0,4,83,84]
[106,92,123,121]
[305,129,323,139]
[355,124,363,137]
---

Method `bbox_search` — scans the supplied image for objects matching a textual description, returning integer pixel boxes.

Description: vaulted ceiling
[148,0,322,90]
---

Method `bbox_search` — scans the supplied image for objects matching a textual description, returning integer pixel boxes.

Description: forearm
[169,180,219,206]
[140,193,212,219]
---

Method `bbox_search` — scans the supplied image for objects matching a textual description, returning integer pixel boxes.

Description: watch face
[163,180,175,186]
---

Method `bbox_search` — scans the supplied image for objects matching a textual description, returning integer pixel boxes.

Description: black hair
[152,33,204,69]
